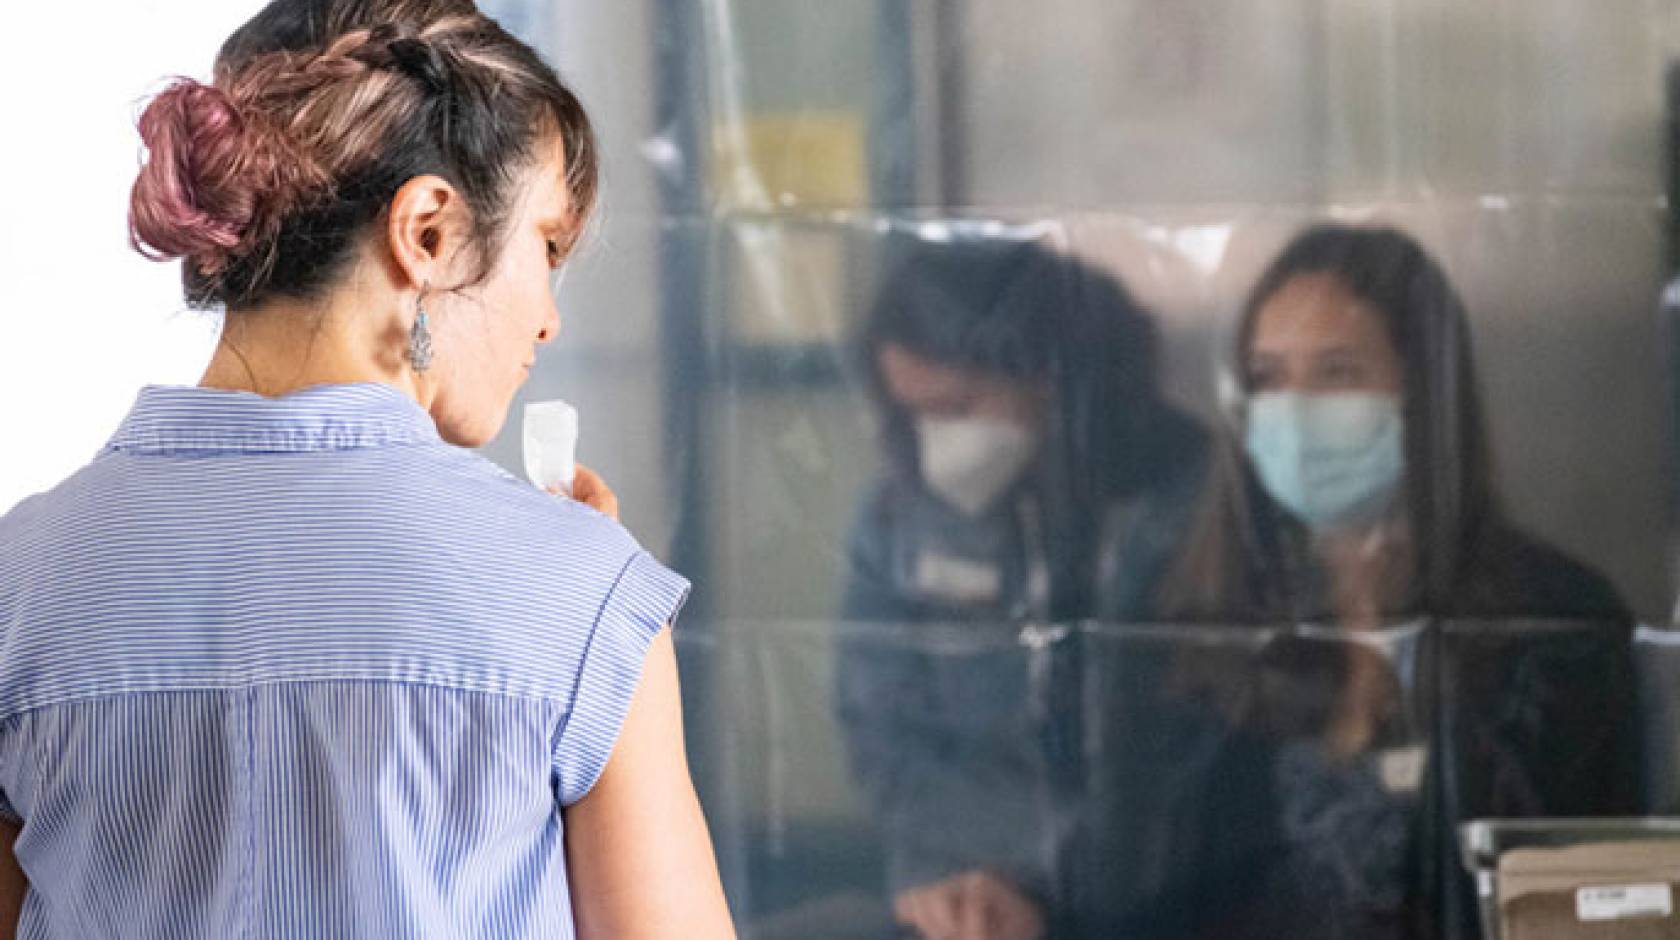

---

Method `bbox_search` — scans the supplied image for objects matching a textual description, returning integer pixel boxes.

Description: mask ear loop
[407,283,435,373]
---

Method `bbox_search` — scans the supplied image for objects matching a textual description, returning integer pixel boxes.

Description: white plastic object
[523,399,578,496]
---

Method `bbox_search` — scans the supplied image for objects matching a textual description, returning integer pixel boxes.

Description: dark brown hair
[858,236,1172,501]
[129,0,597,311]
[1159,223,1494,622]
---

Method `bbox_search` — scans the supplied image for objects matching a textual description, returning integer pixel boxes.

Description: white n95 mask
[916,416,1039,516]
[523,399,578,496]
[1244,391,1404,532]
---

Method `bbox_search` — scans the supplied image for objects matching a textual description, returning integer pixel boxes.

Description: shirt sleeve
[0,726,21,824]
[552,550,691,806]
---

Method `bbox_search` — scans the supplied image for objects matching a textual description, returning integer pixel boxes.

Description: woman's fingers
[568,464,620,521]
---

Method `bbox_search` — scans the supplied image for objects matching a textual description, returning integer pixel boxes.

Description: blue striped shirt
[0,382,690,938]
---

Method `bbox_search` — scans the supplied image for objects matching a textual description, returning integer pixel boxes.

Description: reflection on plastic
[516,6,1680,939]
[675,620,1644,940]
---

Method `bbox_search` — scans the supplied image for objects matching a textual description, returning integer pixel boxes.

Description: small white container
[523,399,578,496]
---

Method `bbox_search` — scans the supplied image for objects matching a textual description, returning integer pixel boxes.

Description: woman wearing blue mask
[1159,223,1640,939]
[835,235,1210,940]
[1170,222,1631,626]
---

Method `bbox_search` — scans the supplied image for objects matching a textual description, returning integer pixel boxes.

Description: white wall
[0,2,268,516]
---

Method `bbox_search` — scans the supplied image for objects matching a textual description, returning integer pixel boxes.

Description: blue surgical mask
[1244,391,1404,532]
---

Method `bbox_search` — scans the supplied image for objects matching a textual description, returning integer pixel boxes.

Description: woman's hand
[893,870,1045,940]
[548,464,619,521]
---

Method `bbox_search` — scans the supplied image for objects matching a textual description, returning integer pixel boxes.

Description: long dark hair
[859,234,1175,505]
[1161,223,1496,621]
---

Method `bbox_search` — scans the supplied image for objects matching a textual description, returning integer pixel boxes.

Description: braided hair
[129,0,596,311]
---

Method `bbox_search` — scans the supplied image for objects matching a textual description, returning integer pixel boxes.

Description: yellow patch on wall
[710,111,869,210]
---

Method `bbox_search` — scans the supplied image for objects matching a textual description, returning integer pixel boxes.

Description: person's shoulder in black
[1450,523,1631,622]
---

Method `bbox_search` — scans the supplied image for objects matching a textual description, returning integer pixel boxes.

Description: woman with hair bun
[0,1,733,937]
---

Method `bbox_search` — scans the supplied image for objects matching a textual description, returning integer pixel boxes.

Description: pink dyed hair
[129,78,324,277]
[127,1,597,310]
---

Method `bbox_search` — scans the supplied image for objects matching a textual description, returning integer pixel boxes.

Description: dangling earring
[408,294,434,373]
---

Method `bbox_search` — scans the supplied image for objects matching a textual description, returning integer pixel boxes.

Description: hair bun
[128,79,269,274]
[129,76,328,279]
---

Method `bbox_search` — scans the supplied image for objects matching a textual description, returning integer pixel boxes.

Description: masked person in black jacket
[1155,223,1641,939]
[836,234,1209,939]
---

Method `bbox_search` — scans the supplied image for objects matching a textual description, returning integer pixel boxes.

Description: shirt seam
[98,436,443,458]
[240,687,257,935]
[18,713,38,831]
[104,385,441,456]
[548,551,645,771]
[0,674,577,726]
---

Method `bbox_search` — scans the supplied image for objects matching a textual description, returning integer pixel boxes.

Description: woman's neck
[198,290,427,405]
[1312,514,1416,628]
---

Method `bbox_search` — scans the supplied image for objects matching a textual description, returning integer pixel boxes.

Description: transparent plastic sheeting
[489,209,1680,940]
[490,207,1680,940]
[672,620,1655,940]
[495,208,1676,627]
[469,2,1680,938]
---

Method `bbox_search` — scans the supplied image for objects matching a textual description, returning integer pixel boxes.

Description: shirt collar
[103,383,442,455]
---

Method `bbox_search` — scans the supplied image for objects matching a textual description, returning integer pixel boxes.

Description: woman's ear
[385,174,467,290]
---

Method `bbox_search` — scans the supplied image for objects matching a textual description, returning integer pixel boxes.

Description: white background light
[0,2,267,516]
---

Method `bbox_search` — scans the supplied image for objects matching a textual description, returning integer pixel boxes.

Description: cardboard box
[1499,841,1680,939]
